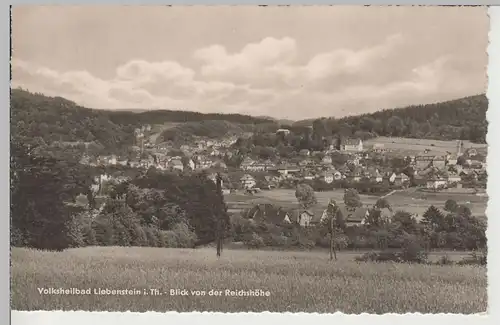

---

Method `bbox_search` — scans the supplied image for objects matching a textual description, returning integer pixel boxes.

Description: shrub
[355,251,380,262]
[435,255,454,266]
[10,227,27,247]
[130,224,148,247]
[355,238,428,264]
[458,250,487,266]
[262,233,289,246]
[244,233,265,249]
[161,230,179,248]
[83,225,97,246]
[93,217,115,246]
[317,233,350,250]
[171,222,198,248]
[113,222,132,246]
[400,234,428,263]
[144,226,160,247]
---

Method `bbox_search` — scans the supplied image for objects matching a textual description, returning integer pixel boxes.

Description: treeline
[106,108,273,127]
[230,193,487,254]
[294,94,488,144]
[10,89,136,151]
[10,139,486,255]
[10,88,275,151]
[159,120,257,142]
[10,140,230,250]
[231,95,488,156]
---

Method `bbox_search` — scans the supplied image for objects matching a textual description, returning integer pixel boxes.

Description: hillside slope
[10,89,135,151]
[10,89,276,149]
[294,94,488,143]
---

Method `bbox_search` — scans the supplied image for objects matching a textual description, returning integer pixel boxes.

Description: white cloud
[194,37,297,76]
[11,34,484,120]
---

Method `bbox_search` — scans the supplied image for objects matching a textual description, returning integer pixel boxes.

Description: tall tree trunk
[216,234,221,257]
[329,216,337,261]
[216,172,223,258]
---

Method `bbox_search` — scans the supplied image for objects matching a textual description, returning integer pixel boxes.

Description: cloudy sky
[11,6,488,120]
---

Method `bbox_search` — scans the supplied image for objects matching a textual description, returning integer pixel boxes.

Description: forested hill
[10,89,135,150]
[293,94,488,143]
[107,108,272,126]
[11,89,488,150]
[10,89,274,150]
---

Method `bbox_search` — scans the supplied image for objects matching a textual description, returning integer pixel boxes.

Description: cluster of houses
[149,136,238,157]
[79,127,486,195]
[80,150,231,173]
[243,199,396,229]
[235,138,486,191]
[79,129,240,173]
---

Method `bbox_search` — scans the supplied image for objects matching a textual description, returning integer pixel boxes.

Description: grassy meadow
[228,188,488,218]
[363,137,488,156]
[11,246,487,314]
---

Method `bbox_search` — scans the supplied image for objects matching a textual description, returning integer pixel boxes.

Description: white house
[299,149,311,156]
[240,174,256,189]
[340,138,363,152]
[427,178,448,189]
[321,155,333,165]
[324,173,334,184]
[169,159,184,172]
[297,210,314,227]
[196,156,213,170]
[333,171,343,181]
[276,128,291,135]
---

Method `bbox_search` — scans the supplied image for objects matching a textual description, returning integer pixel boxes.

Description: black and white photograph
[10,5,488,314]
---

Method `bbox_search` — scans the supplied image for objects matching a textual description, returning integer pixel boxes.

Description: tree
[10,141,76,250]
[364,209,384,229]
[444,199,458,213]
[455,205,472,218]
[375,198,391,211]
[216,172,224,257]
[392,211,418,234]
[343,188,362,209]
[422,205,445,231]
[327,199,339,261]
[386,116,405,136]
[295,183,317,210]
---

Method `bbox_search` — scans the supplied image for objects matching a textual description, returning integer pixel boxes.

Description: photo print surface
[10,5,489,314]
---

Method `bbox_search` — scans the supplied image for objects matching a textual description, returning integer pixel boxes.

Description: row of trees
[10,140,230,251]
[231,184,487,254]
[10,138,486,255]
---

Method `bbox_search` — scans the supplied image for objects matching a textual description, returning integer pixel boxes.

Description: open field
[11,247,486,313]
[387,189,488,218]
[148,122,181,143]
[227,188,488,218]
[364,137,487,156]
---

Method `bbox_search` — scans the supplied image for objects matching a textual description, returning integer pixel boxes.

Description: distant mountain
[107,108,273,127]
[292,94,488,143]
[255,115,295,125]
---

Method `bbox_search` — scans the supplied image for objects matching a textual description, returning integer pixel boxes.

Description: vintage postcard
[10,5,488,314]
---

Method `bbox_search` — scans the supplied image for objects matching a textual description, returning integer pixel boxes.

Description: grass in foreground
[11,247,487,314]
